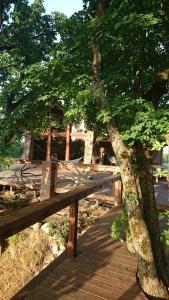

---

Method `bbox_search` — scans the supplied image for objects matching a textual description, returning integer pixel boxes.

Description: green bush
[0,198,30,210]
[111,208,129,241]
[159,211,169,247]
[48,213,69,245]
[48,211,96,244]
[0,157,13,171]
[0,142,23,159]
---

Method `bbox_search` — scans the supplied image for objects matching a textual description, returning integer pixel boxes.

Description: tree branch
[142,69,169,108]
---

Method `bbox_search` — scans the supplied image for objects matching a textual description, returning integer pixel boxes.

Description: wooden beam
[65,123,72,161]
[0,175,119,240]
[70,132,88,138]
[156,204,169,211]
[0,179,40,190]
[52,131,66,138]
[67,201,78,257]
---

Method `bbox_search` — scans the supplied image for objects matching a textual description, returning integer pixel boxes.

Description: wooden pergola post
[65,123,72,161]
[113,179,123,208]
[46,124,53,161]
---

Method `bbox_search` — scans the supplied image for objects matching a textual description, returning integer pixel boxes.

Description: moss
[8,232,27,246]
[130,218,153,262]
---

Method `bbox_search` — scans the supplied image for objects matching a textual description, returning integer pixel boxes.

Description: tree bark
[166,134,169,187]
[108,121,169,299]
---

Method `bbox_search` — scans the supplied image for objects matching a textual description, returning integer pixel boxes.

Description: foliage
[0,198,30,210]
[0,157,12,171]
[0,0,66,145]
[159,211,169,247]
[0,142,24,159]
[0,0,169,150]
[111,208,129,241]
[154,167,168,178]
[48,213,69,245]
[48,211,96,244]
[163,153,169,164]
[129,193,138,205]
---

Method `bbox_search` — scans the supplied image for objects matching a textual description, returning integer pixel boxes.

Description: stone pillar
[22,133,34,161]
[40,161,58,201]
[84,131,94,164]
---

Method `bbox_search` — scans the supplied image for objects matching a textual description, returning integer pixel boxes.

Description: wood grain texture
[67,201,78,257]
[12,210,147,300]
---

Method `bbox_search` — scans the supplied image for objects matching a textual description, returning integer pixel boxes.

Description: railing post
[40,161,58,201]
[67,200,78,257]
[113,179,122,208]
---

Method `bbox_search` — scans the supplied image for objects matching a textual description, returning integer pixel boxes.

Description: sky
[30,0,83,16]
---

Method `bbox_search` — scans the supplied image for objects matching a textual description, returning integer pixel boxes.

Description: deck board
[13,209,147,300]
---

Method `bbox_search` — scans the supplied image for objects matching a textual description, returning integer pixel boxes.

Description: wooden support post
[65,123,72,161]
[40,161,58,201]
[46,124,53,161]
[113,180,122,208]
[67,201,78,257]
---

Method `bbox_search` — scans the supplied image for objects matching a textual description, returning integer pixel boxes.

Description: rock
[31,222,41,230]
[52,244,59,256]
[41,223,50,234]
[59,243,66,251]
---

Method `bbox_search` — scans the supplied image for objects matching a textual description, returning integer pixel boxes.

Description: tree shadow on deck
[13,209,145,300]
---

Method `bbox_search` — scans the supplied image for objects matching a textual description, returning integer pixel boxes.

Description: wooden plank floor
[13,209,147,300]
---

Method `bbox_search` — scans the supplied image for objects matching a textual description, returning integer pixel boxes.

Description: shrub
[48,213,69,245]
[111,208,129,241]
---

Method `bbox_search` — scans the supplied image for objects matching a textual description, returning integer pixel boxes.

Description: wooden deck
[13,209,147,300]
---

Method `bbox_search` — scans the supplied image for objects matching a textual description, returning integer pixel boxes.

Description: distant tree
[0,0,65,145]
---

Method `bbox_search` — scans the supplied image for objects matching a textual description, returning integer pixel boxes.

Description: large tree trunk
[166,134,169,187]
[92,1,169,298]
[108,121,169,299]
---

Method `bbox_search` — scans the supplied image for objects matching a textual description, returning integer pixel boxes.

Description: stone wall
[84,131,94,164]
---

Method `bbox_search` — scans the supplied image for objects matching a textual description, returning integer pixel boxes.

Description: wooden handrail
[0,175,120,241]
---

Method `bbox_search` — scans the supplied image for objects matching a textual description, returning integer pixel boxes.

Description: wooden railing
[0,161,122,257]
